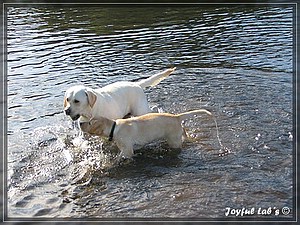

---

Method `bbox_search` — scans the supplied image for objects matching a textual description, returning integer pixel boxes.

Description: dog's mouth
[79,122,91,132]
[71,114,80,121]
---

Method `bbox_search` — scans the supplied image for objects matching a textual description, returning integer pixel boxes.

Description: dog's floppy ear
[86,90,97,108]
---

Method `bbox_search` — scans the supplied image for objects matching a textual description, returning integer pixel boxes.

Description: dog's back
[116,113,182,146]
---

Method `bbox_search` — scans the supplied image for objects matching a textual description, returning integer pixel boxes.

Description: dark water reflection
[6,5,294,220]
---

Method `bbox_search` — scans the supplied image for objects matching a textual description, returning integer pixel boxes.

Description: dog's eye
[74,100,80,103]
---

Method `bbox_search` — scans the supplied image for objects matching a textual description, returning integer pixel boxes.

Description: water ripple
[7,5,293,218]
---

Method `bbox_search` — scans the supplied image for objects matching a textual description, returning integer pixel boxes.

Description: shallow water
[6,5,294,220]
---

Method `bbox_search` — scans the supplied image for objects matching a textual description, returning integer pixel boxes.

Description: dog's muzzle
[71,115,80,121]
[64,107,71,116]
[64,108,80,121]
[79,121,89,131]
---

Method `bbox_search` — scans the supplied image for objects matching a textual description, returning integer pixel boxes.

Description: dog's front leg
[116,141,134,159]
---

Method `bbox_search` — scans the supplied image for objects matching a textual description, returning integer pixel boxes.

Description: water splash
[211,115,231,157]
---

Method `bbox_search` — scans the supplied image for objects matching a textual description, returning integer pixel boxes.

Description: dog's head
[79,118,107,136]
[63,85,97,121]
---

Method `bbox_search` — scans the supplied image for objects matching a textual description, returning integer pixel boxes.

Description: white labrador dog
[79,109,212,159]
[64,68,176,121]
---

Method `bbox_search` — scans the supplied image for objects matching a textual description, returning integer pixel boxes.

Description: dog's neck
[102,118,117,139]
[108,121,117,141]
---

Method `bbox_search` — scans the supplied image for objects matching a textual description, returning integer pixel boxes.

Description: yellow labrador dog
[64,68,175,121]
[80,109,212,159]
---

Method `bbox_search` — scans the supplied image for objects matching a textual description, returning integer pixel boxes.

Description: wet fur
[80,109,212,159]
[63,68,176,121]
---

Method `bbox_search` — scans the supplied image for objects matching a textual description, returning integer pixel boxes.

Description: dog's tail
[178,109,227,153]
[137,67,176,89]
[178,109,212,121]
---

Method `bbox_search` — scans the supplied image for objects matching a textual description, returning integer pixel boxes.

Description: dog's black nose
[65,107,71,115]
[79,122,88,130]
[79,121,90,128]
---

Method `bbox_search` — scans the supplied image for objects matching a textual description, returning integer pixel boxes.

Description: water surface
[6,5,294,220]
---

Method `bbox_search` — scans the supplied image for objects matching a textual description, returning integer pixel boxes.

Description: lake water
[5,4,295,221]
